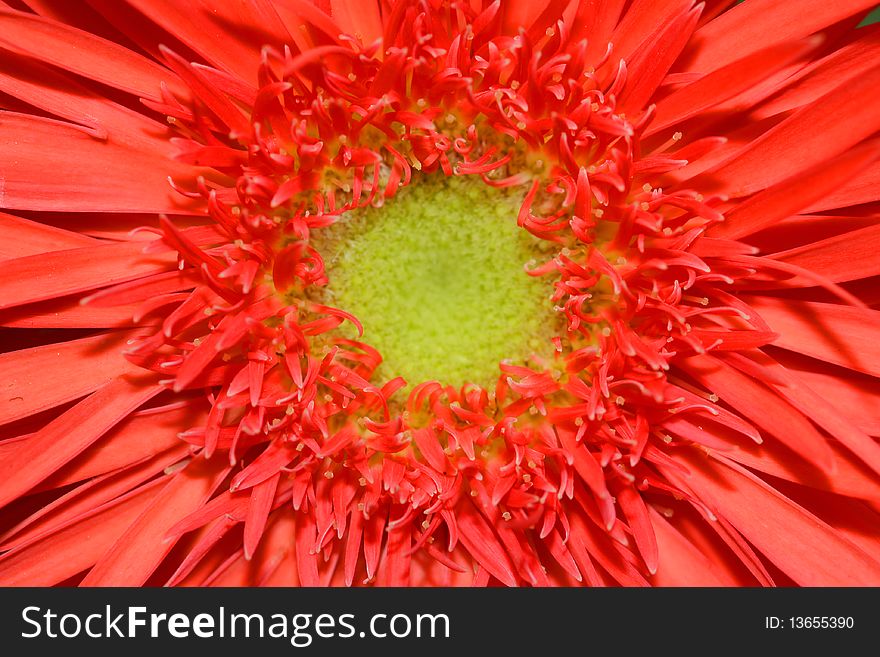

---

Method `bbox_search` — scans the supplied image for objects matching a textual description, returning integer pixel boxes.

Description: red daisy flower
[1,0,879,587]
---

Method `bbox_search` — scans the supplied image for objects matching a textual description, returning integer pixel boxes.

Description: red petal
[40,403,206,489]
[0,211,95,259]
[804,162,880,212]
[687,328,779,351]
[677,450,880,586]
[709,142,879,239]
[558,430,614,526]
[665,383,762,444]
[412,427,449,472]
[207,511,297,586]
[0,49,183,158]
[0,112,203,213]
[0,295,146,329]
[229,440,298,491]
[456,499,518,587]
[616,486,659,574]
[329,0,382,45]
[570,0,626,62]
[755,27,880,119]
[649,507,733,586]
[724,436,880,503]
[80,456,228,586]
[609,0,694,66]
[679,355,834,470]
[0,240,176,311]
[770,224,880,284]
[682,0,878,73]
[0,7,186,102]
[294,511,321,586]
[647,38,817,136]
[379,525,412,586]
[746,215,879,255]
[84,270,198,308]
[123,0,289,82]
[562,522,603,586]
[0,331,144,426]
[744,295,880,378]
[275,1,345,52]
[778,484,880,559]
[720,351,880,476]
[165,517,235,586]
[663,116,773,185]
[0,373,163,508]
[159,46,252,137]
[777,352,880,437]
[544,527,582,583]
[243,473,280,560]
[343,510,364,586]
[568,506,650,586]
[617,3,702,114]
[0,447,187,552]
[702,62,880,197]
[0,479,164,586]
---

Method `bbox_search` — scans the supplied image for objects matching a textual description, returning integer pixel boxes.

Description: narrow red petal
[702,62,880,197]
[243,473,280,560]
[122,0,289,82]
[744,296,880,378]
[678,450,880,586]
[379,525,412,586]
[754,27,880,119]
[0,331,143,426]
[0,296,147,329]
[769,224,880,284]
[329,0,382,46]
[804,162,880,212]
[0,240,176,311]
[780,485,880,559]
[610,0,694,66]
[165,517,236,586]
[568,508,650,586]
[0,49,183,156]
[207,511,297,586]
[649,507,734,586]
[617,486,659,575]
[776,352,880,437]
[159,46,252,137]
[617,4,702,114]
[294,511,321,586]
[0,373,163,508]
[0,479,164,586]
[725,351,880,477]
[571,0,626,62]
[456,499,518,587]
[682,0,878,73]
[709,142,879,239]
[0,7,186,102]
[80,457,228,586]
[725,436,880,503]
[679,355,835,471]
[40,403,206,489]
[0,112,203,213]
[0,448,187,552]
[0,211,95,259]
[647,38,817,136]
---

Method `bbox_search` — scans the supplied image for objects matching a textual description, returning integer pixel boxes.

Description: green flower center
[315,174,560,389]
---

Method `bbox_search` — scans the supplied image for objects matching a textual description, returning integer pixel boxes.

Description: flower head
[1,0,880,587]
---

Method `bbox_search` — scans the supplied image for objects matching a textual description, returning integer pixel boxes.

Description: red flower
[1,0,880,587]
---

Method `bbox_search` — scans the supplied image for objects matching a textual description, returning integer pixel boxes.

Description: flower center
[314,174,560,389]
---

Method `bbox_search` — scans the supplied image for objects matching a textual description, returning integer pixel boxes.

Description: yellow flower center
[314,174,561,389]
